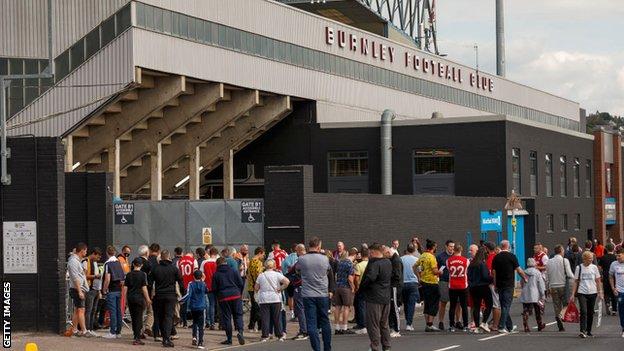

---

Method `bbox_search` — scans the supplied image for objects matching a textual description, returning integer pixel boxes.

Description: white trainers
[355,328,368,335]
[405,325,414,331]
[260,338,269,343]
[621,331,624,338]
[479,323,491,333]
[390,331,401,338]
[102,332,117,339]
[279,336,286,342]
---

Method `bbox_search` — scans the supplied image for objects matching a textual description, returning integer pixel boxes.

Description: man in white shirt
[608,247,624,338]
[546,245,574,331]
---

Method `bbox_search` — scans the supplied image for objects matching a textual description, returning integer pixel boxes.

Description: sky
[435,0,624,115]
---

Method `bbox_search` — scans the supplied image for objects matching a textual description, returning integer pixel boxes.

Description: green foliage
[586,111,624,133]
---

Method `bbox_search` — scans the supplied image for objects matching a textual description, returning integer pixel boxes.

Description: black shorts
[421,283,440,317]
[69,288,86,308]
[286,284,295,298]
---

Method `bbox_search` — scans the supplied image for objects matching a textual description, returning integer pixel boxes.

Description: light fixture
[175,175,190,188]
[71,162,81,171]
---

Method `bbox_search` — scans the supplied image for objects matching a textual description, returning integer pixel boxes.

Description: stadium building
[2,0,623,297]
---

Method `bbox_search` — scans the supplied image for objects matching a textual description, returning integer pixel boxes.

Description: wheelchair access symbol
[241,201,263,223]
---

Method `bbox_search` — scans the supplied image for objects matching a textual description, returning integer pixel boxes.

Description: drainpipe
[381,109,395,195]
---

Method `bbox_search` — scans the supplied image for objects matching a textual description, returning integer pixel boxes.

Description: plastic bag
[596,297,603,328]
[561,301,580,323]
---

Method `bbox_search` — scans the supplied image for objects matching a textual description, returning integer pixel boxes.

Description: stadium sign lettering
[325,26,494,93]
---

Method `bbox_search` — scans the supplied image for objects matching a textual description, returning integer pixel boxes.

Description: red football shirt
[486,252,496,272]
[446,255,469,290]
[271,249,287,271]
[201,258,217,291]
[177,255,198,289]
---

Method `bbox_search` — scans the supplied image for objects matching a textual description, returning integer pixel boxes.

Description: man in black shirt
[360,243,392,351]
[598,243,617,315]
[151,249,185,348]
[143,243,160,338]
[492,240,527,333]
[123,257,152,345]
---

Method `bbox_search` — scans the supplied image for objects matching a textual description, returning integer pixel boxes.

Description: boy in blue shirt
[181,270,208,349]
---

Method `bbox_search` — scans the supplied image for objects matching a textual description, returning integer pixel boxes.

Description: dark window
[573,158,580,197]
[413,149,455,195]
[560,155,567,197]
[85,27,101,59]
[70,39,85,70]
[101,16,116,47]
[328,151,369,193]
[585,160,591,197]
[512,148,521,194]
[547,214,554,233]
[535,214,539,234]
[54,49,70,81]
[24,60,39,104]
[574,213,580,231]
[529,151,538,196]
[545,154,553,197]
[116,4,131,33]
[561,214,568,232]
[328,151,368,177]
[0,58,7,75]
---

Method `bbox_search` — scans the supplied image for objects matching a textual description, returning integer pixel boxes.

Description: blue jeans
[106,291,122,335]
[497,287,514,331]
[293,287,307,334]
[618,293,624,330]
[303,297,332,351]
[205,292,216,326]
[355,291,367,328]
[402,282,420,326]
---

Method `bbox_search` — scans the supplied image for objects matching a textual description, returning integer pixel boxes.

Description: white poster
[3,221,37,274]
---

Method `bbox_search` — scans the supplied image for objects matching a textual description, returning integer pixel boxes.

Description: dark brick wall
[65,172,113,252]
[505,121,595,250]
[0,137,65,333]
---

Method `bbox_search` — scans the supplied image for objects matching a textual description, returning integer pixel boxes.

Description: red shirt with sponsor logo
[177,255,198,289]
[446,255,469,290]
[269,249,288,271]
[201,258,217,291]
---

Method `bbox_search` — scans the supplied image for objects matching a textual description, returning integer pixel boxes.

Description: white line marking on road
[478,331,518,341]
[532,321,557,329]
[432,345,461,351]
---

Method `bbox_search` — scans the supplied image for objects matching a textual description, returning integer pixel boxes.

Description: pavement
[9,300,624,351]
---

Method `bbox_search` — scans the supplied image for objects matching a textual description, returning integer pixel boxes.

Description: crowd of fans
[65,235,624,350]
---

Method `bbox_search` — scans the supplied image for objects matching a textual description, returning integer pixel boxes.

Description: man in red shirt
[177,252,198,327]
[446,245,469,331]
[485,242,501,331]
[201,247,219,329]
[268,240,287,271]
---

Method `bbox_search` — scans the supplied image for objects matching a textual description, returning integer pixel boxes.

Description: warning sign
[114,203,134,224]
[202,227,213,245]
[241,201,263,223]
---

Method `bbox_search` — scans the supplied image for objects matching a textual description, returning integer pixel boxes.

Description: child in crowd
[181,270,208,349]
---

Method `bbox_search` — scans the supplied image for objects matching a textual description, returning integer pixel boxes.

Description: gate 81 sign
[241,201,263,223]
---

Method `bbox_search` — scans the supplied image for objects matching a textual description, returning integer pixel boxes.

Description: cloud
[435,0,624,115]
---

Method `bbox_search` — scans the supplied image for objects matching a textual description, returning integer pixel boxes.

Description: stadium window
[561,214,568,232]
[85,27,100,59]
[535,214,539,234]
[529,151,538,196]
[573,158,580,197]
[70,39,85,71]
[136,2,146,27]
[101,16,116,46]
[545,154,553,197]
[152,7,164,32]
[585,160,591,197]
[116,4,131,33]
[162,9,172,34]
[560,155,567,197]
[574,213,581,231]
[512,148,521,194]
[413,149,455,195]
[547,214,554,233]
[328,151,369,193]
[54,49,70,81]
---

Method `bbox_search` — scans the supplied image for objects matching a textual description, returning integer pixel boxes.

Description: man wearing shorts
[436,240,455,330]
[415,239,441,332]
[485,242,501,331]
[333,249,356,334]
[68,242,91,337]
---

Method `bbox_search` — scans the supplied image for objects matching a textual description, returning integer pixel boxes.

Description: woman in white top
[254,259,290,341]
[570,251,603,338]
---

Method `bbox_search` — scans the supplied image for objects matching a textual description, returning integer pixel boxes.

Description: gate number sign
[114,203,134,224]
[241,201,263,223]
